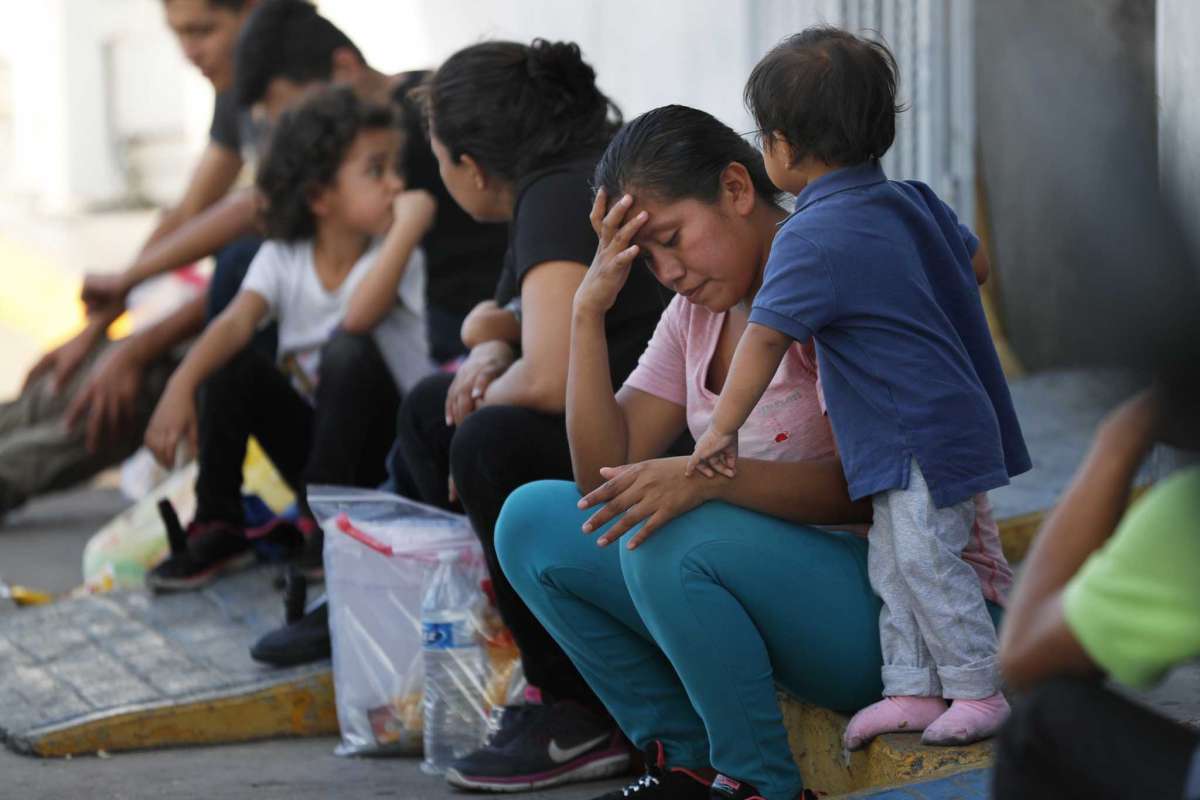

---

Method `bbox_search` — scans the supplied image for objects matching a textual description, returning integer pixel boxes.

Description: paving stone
[0,567,325,752]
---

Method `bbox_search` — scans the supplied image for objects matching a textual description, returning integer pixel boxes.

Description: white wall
[0,0,972,213]
[323,0,834,134]
[0,0,209,211]
[1157,0,1200,255]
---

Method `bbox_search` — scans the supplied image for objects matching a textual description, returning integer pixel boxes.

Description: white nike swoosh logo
[547,734,609,764]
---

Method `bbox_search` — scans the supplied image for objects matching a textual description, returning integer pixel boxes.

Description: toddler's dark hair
[256,85,395,241]
[423,39,621,183]
[745,26,901,165]
[594,105,782,207]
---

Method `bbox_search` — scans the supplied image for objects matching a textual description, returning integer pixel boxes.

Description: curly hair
[255,85,395,241]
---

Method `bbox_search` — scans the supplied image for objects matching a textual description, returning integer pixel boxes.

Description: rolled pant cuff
[882,665,942,697]
[938,659,999,699]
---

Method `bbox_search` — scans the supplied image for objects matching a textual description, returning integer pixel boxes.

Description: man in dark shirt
[5,0,261,521]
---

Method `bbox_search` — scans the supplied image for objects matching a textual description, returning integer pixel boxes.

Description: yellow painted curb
[781,696,992,796]
[22,671,338,757]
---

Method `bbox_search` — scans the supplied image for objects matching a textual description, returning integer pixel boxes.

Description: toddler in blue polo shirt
[688,27,1031,748]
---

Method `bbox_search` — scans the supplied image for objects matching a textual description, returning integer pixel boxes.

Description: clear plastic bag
[309,486,523,759]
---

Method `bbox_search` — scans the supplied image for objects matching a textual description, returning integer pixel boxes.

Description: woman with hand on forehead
[494,105,1010,800]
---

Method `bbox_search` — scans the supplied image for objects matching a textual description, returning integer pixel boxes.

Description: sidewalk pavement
[0,484,627,800]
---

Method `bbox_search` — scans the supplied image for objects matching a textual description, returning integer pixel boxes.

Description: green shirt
[1063,465,1200,688]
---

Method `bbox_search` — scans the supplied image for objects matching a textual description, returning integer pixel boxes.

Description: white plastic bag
[310,486,522,759]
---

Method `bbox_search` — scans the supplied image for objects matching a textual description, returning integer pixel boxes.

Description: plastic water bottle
[420,550,487,774]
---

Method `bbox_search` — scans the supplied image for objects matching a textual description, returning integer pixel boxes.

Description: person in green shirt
[994,384,1200,799]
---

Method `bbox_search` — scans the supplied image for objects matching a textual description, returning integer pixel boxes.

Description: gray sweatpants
[0,338,176,518]
[868,459,1000,699]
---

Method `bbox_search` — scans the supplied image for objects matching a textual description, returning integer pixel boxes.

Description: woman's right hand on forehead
[573,189,649,318]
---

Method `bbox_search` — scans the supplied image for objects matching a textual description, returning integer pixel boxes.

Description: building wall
[0,1,973,223]
[976,0,1159,370]
[1158,0,1200,256]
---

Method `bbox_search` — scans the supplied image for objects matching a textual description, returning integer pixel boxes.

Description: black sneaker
[145,502,255,593]
[710,773,822,800]
[592,742,711,799]
[250,597,331,667]
[482,703,538,750]
[444,700,631,792]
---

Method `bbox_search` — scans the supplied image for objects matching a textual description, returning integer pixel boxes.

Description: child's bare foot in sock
[842,696,948,750]
[921,692,1010,746]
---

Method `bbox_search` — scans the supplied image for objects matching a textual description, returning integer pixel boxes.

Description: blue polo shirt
[749,161,1030,507]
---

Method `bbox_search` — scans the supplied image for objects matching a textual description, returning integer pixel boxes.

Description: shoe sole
[145,551,257,593]
[444,748,630,793]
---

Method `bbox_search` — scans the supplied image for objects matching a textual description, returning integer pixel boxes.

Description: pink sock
[921,692,1010,746]
[842,696,948,750]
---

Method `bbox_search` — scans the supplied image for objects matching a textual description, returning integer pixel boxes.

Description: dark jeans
[391,372,602,708]
[426,305,469,365]
[993,677,1198,799]
[195,331,400,524]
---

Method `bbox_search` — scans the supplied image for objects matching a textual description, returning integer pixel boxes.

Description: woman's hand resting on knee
[577,456,723,549]
[445,340,516,427]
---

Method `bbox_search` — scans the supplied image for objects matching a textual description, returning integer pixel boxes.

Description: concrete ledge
[780,697,992,796]
[14,672,337,757]
[836,766,990,799]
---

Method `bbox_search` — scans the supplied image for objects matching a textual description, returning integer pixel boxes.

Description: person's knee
[447,405,523,489]
[395,373,451,443]
[617,513,698,597]
[319,331,381,384]
[494,480,581,587]
[205,347,260,392]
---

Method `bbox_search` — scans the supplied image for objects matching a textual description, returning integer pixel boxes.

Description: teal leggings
[495,480,1001,800]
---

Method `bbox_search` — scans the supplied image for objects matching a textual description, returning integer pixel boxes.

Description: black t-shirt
[210,90,267,163]
[497,155,670,386]
[391,75,508,317]
[209,90,241,153]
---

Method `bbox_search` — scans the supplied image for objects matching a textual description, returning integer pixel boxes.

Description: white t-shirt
[240,238,432,398]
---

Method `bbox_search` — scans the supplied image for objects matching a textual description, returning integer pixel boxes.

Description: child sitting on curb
[144,85,430,590]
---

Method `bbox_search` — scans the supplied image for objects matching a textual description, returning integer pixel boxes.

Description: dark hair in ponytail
[424,39,621,182]
[594,105,783,207]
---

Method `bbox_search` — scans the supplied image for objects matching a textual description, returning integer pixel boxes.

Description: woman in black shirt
[392,39,667,793]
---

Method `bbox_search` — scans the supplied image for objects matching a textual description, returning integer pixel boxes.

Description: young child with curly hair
[144,85,430,590]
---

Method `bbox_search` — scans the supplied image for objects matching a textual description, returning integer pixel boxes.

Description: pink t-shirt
[623,295,1012,606]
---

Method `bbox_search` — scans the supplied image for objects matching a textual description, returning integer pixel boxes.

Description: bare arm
[972,248,990,286]
[461,301,521,349]
[567,304,687,493]
[167,291,266,395]
[144,291,267,466]
[145,143,244,249]
[709,456,872,524]
[342,191,436,334]
[998,393,1157,690]
[118,295,206,366]
[65,296,206,453]
[688,322,792,478]
[480,260,587,413]
[125,188,260,290]
[710,322,792,435]
[84,187,260,311]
